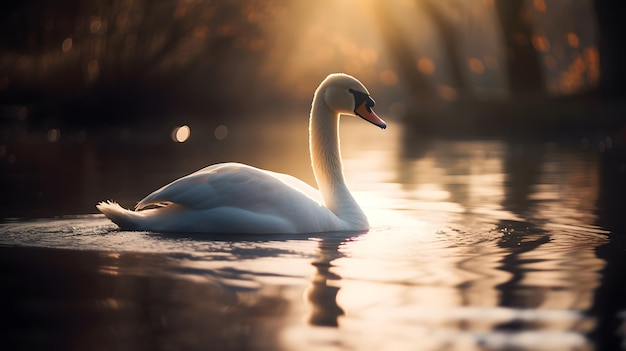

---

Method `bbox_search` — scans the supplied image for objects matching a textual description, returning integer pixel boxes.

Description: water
[1,118,625,350]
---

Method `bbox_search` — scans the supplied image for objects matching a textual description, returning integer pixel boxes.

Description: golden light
[171,125,191,143]
[533,0,547,12]
[379,69,398,86]
[584,47,600,82]
[468,58,485,74]
[416,58,436,75]
[567,32,580,48]
[360,49,379,65]
[89,17,103,34]
[572,56,585,74]
[437,84,458,101]
[61,37,73,53]
[531,35,550,52]
[266,1,406,93]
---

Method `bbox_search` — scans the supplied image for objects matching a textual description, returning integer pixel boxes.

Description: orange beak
[355,101,387,129]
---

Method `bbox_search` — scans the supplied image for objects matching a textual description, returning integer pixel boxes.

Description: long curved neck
[309,95,367,228]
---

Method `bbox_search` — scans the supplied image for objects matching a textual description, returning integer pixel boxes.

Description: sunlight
[97,252,120,276]
[0,1,621,349]
[263,0,399,95]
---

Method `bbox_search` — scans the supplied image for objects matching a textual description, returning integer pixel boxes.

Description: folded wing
[135,163,325,216]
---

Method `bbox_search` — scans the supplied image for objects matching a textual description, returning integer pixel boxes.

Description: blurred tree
[373,0,473,104]
[0,1,77,54]
[375,0,550,103]
[0,0,282,128]
[592,0,626,98]
[494,0,545,98]
[373,2,435,103]
[420,0,468,97]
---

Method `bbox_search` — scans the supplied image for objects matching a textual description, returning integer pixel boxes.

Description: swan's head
[318,73,387,129]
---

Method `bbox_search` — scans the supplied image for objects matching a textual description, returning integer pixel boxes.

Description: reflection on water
[306,237,348,327]
[1,118,625,350]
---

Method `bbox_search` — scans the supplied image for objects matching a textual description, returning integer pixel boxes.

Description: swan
[97,73,386,234]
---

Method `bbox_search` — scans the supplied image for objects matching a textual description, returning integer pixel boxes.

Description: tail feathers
[97,201,141,230]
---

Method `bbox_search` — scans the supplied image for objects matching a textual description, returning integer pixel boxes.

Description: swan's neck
[309,97,368,228]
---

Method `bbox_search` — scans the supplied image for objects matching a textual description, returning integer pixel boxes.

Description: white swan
[97,73,386,234]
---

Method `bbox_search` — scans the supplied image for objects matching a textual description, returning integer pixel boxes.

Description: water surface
[1,118,625,350]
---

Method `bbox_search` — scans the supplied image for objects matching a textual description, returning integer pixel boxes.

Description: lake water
[1,117,625,350]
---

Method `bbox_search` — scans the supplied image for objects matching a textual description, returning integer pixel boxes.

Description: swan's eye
[349,89,375,112]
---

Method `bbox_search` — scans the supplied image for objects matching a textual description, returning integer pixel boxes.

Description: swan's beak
[355,102,387,129]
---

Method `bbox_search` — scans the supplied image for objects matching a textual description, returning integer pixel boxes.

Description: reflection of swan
[306,235,356,327]
[97,74,386,234]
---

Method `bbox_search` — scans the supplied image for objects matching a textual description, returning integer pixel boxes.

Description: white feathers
[98,73,381,234]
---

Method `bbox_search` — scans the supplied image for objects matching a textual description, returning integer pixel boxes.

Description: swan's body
[97,73,386,234]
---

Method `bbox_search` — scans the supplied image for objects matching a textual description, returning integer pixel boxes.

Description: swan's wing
[135,162,323,211]
[265,170,324,203]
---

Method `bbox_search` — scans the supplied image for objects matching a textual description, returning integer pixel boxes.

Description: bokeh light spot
[468,58,485,74]
[437,85,458,102]
[90,17,103,34]
[214,125,228,140]
[379,69,398,86]
[531,35,550,52]
[61,37,73,53]
[416,58,435,75]
[193,25,209,39]
[567,32,580,48]
[47,128,61,142]
[585,47,600,82]
[534,0,547,12]
[172,125,191,143]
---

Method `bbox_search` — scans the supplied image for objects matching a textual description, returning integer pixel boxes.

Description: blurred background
[4,3,626,349]
[0,0,624,217]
